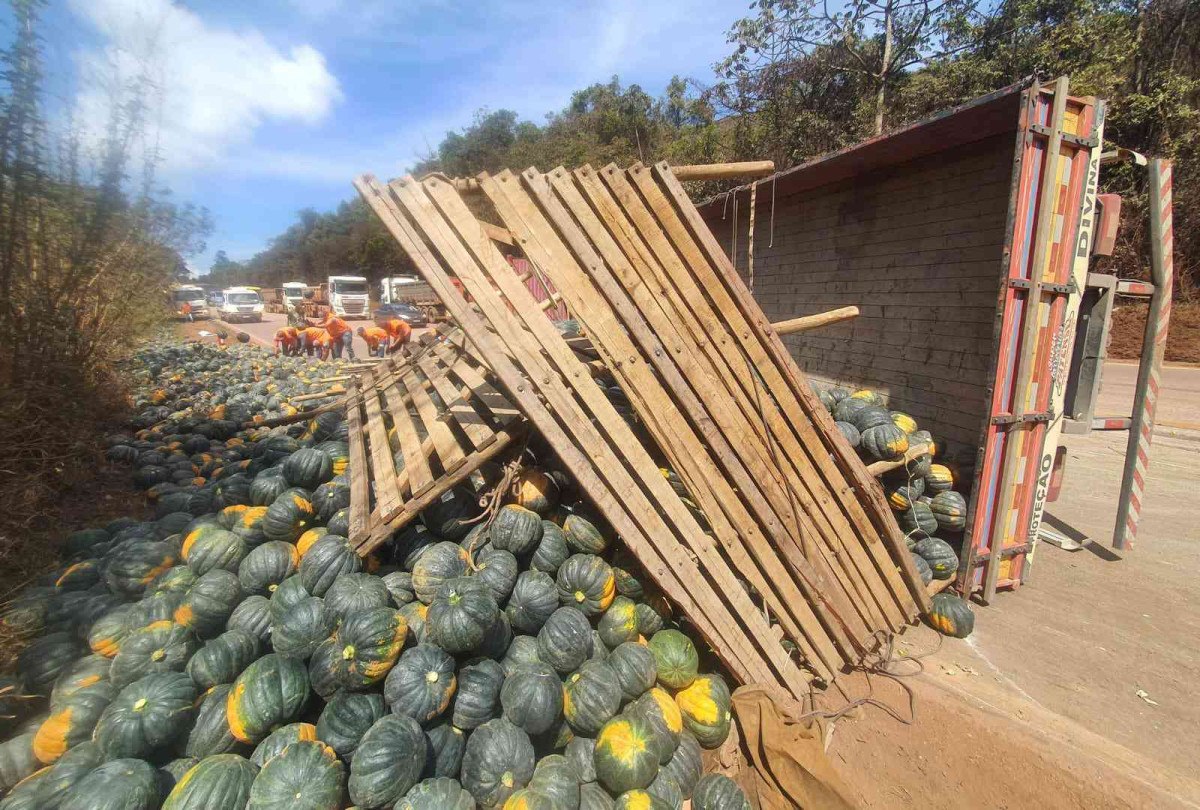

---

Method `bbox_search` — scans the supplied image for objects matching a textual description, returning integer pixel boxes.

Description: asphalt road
[1095,360,1200,428]
[214,311,433,359]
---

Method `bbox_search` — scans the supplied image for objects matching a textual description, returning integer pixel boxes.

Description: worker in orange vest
[299,326,326,357]
[357,325,389,358]
[273,326,300,356]
[380,316,412,355]
[310,312,354,360]
[181,301,193,322]
[311,330,333,360]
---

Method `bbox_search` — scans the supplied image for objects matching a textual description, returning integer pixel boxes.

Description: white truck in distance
[219,287,264,323]
[281,281,309,309]
[170,285,208,319]
[326,275,370,319]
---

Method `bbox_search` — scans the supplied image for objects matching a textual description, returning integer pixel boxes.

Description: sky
[25,0,752,274]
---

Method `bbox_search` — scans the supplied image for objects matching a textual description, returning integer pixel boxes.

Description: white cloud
[70,0,341,174]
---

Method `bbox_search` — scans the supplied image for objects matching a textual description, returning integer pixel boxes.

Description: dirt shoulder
[1108,300,1199,363]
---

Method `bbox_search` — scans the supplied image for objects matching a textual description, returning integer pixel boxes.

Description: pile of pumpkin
[817,386,975,639]
[0,341,752,810]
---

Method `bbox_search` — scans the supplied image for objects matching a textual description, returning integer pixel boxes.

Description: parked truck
[379,275,444,322]
[262,281,311,314]
[170,285,209,319]
[294,275,371,320]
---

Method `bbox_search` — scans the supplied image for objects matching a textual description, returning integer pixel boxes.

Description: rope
[769,174,777,249]
[748,182,758,292]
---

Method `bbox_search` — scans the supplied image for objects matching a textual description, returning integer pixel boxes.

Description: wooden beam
[672,161,776,182]
[772,306,859,335]
[477,219,516,246]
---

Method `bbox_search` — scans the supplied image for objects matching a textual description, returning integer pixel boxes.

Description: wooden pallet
[345,331,526,551]
[355,164,928,694]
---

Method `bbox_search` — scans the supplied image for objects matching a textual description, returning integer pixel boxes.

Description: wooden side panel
[704,133,1014,463]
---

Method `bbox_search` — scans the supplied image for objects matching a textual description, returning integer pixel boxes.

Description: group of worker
[272,310,413,361]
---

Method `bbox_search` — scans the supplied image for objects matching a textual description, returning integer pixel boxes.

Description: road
[1095,360,1200,428]
[214,311,433,359]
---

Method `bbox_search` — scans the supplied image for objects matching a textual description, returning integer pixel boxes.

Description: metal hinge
[1030,123,1099,149]
[991,411,1053,426]
[1009,278,1078,294]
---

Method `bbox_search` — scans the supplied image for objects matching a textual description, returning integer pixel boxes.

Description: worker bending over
[299,326,327,357]
[273,327,300,356]
[380,316,412,355]
[309,312,354,360]
[357,325,389,358]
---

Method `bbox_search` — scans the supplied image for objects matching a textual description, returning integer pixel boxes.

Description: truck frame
[700,76,1172,604]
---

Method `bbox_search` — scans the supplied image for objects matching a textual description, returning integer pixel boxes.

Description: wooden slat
[415,352,498,451]
[379,374,433,501]
[361,383,401,522]
[404,363,466,473]
[345,381,371,541]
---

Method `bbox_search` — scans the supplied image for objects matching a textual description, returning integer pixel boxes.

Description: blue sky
[29,0,752,274]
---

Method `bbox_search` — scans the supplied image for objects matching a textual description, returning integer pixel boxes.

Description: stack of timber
[343,330,527,550]
[354,162,929,694]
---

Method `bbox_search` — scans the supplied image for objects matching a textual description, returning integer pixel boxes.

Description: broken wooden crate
[344,331,526,550]
[354,162,929,695]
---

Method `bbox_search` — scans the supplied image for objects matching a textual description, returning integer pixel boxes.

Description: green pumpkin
[634,603,665,637]
[322,573,390,627]
[228,595,273,644]
[597,597,639,649]
[238,542,299,596]
[528,754,580,808]
[316,691,387,758]
[228,654,311,744]
[453,658,505,730]
[49,653,113,706]
[411,542,470,605]
[594,712,659,794]
[381,571,416,606]
[460,718,536,807]
[427,577,498,654]
[32,682,114,764]
[831,396,869,423]
[262,490,317,544]
[507,570,560,635]
[397,776,475,810]
[59,758,161,810]
[87,603,135,658]
[556,554,616,617]
[110,620,200,687]
[419,486,480,541]
[927,593,975,638]
[298,535,362,597]
[348,714,427,808]
[490,505,544,556]
[692,773,751,809]
[150,564,197,596]
[282,448,334,490]
[162,753,258,810]
[530,522,570,576]
[500,662,563,736]
[674,674,732,749]
[612,565,643,601]
[647,630,698,690]
[911,553,934,585]
[849,405,892,431]
[246,739,344,810]
[913,536,958,580]
[54,560,101,592]
[925,463,954,493]
[563,511,608,554]
[249,474,290,507]
[607,642,656,704]
[423,721,466,779]
[565,735,597,783]
[645,777,684,809]
[474,548,519,604]
[502,635,542,677]
[580,781,617,810]
[861,423,909,461]
[323,606,408,690]
[384,644,457,725]
[930,490,968,532]
[834,421,861,448]
[564,660,622,736]
[632,688,683,764]
[898,501,939,537]
[187,628,261,690]
[659,731,702,797]
[312,479,350,523]
[0,732,38,792]
[249,722,317,767]
[93,672,197,760]
[398,601,428,645]
[175,570,243,638]
[15,738,101,809]
[183,528,247,576]
[269,576,311,622]
[103,539,177,598]
[537,607,593,675]
[185,684,242,758]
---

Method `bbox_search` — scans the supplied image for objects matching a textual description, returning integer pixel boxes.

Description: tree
[719,0,982,135]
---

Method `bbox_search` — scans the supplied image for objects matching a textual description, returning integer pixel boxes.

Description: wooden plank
[537,167,844,675]
[772,306,860,335]
[380,374,434,501]
[403,363,466,473]
[430,342,523,423]
[411,173,785,691]
[345,381,372,543]
[654,162,931,614]
[604,166,900,634]
[360,380,401,524]
[672,161,775,181]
